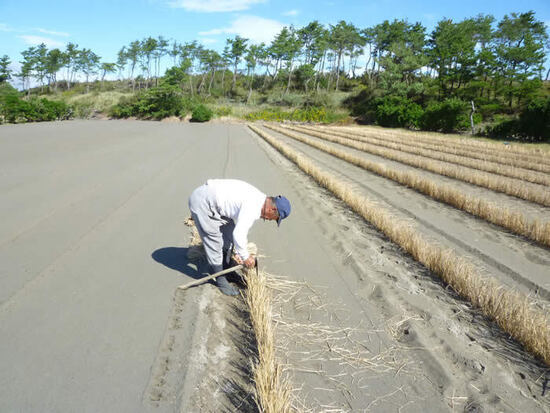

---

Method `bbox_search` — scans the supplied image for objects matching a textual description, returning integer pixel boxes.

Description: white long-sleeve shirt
[206,179,266,260]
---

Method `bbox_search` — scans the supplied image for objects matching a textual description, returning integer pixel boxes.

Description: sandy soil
[0,120,548,412]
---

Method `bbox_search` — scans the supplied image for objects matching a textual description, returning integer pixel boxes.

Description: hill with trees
[1,11,548,140]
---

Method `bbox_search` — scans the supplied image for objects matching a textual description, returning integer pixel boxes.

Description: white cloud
[198,37,217,44]
[0,23,14,32]
[18,35,65,48]
[198,15,284,43]
[168,0,265,12]
[283,9,299,16]
[0,23,70,37]
[34,28,70,37]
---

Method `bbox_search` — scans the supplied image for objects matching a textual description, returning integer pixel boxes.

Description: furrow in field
[330,125,550,169]
[273,124,550,207]
[260,124,550,293]
[248,123,550,367]
[262,123,550,248]
[291,125,550,187]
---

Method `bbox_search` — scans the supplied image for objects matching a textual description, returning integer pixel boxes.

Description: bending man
[188,179,291,296]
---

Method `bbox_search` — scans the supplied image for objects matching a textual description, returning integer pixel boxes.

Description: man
[188,179,291,296]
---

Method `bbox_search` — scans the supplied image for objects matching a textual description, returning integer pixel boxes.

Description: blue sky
[1,0,549,78]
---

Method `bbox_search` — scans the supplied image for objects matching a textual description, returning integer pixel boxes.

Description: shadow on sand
[151,247,205,281]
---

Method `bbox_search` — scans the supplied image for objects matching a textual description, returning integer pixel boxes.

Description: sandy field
[0,120,549,412]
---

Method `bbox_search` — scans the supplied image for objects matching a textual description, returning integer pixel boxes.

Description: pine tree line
[0,11,548,109]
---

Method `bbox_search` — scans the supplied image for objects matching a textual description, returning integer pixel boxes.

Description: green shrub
[373,96,423,128]
[29,98,71,121]
[109,85,188,120]
[485,97,550,142]
[518,97,550,141]
[134,85,186,119]
[109,95,137,118]
[419,98,471,133]
[344,87,377,122]
[478,103,502,121]
[191,104,213,122]
[0,88,71,123]
[485,118,519,139]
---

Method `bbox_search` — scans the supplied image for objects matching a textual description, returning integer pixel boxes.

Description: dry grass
[249,123,550,366]
[262,124,550,248]
[324,126,550,173]
[268,275,414,411]
[185,218,295,411]
[331,125,550,168]
[271,124,550,207]
[243,267,295,413]
[291,125,550,187]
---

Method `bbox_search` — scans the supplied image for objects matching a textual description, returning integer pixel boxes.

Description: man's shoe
[216,275,239,296]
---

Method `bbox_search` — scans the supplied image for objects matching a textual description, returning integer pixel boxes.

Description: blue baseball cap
[274,195,291,226]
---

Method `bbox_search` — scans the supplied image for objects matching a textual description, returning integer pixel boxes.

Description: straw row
[290,125,550,186]
[249,123,550,366]
[322,125,550,174]
[243,267,295,413]
[331,125,550,166]
[261,124,550,248]
[185,219,295,412]
[272,124,550,207]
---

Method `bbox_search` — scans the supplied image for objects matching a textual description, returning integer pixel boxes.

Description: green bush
[485,97,550,142]
[135,85,186,119]
[484,118,518,139]
[191,104,213,122]
[373,96,423,128]
[344,87,377,123]
[518,97,550,141]
[419,98,471,133]
[478,103,502,121]
[0,87,71,123]
[28,98,71,121]
[109,85,188,120]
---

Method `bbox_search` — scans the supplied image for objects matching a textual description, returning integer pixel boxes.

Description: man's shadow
[151,247,206,281]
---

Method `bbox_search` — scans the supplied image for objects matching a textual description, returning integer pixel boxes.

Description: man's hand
[233,254,243,265]
[243,256,256,268]
[233,254,256,268]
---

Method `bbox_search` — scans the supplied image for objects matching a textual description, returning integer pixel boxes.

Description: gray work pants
[188,184,235,272]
